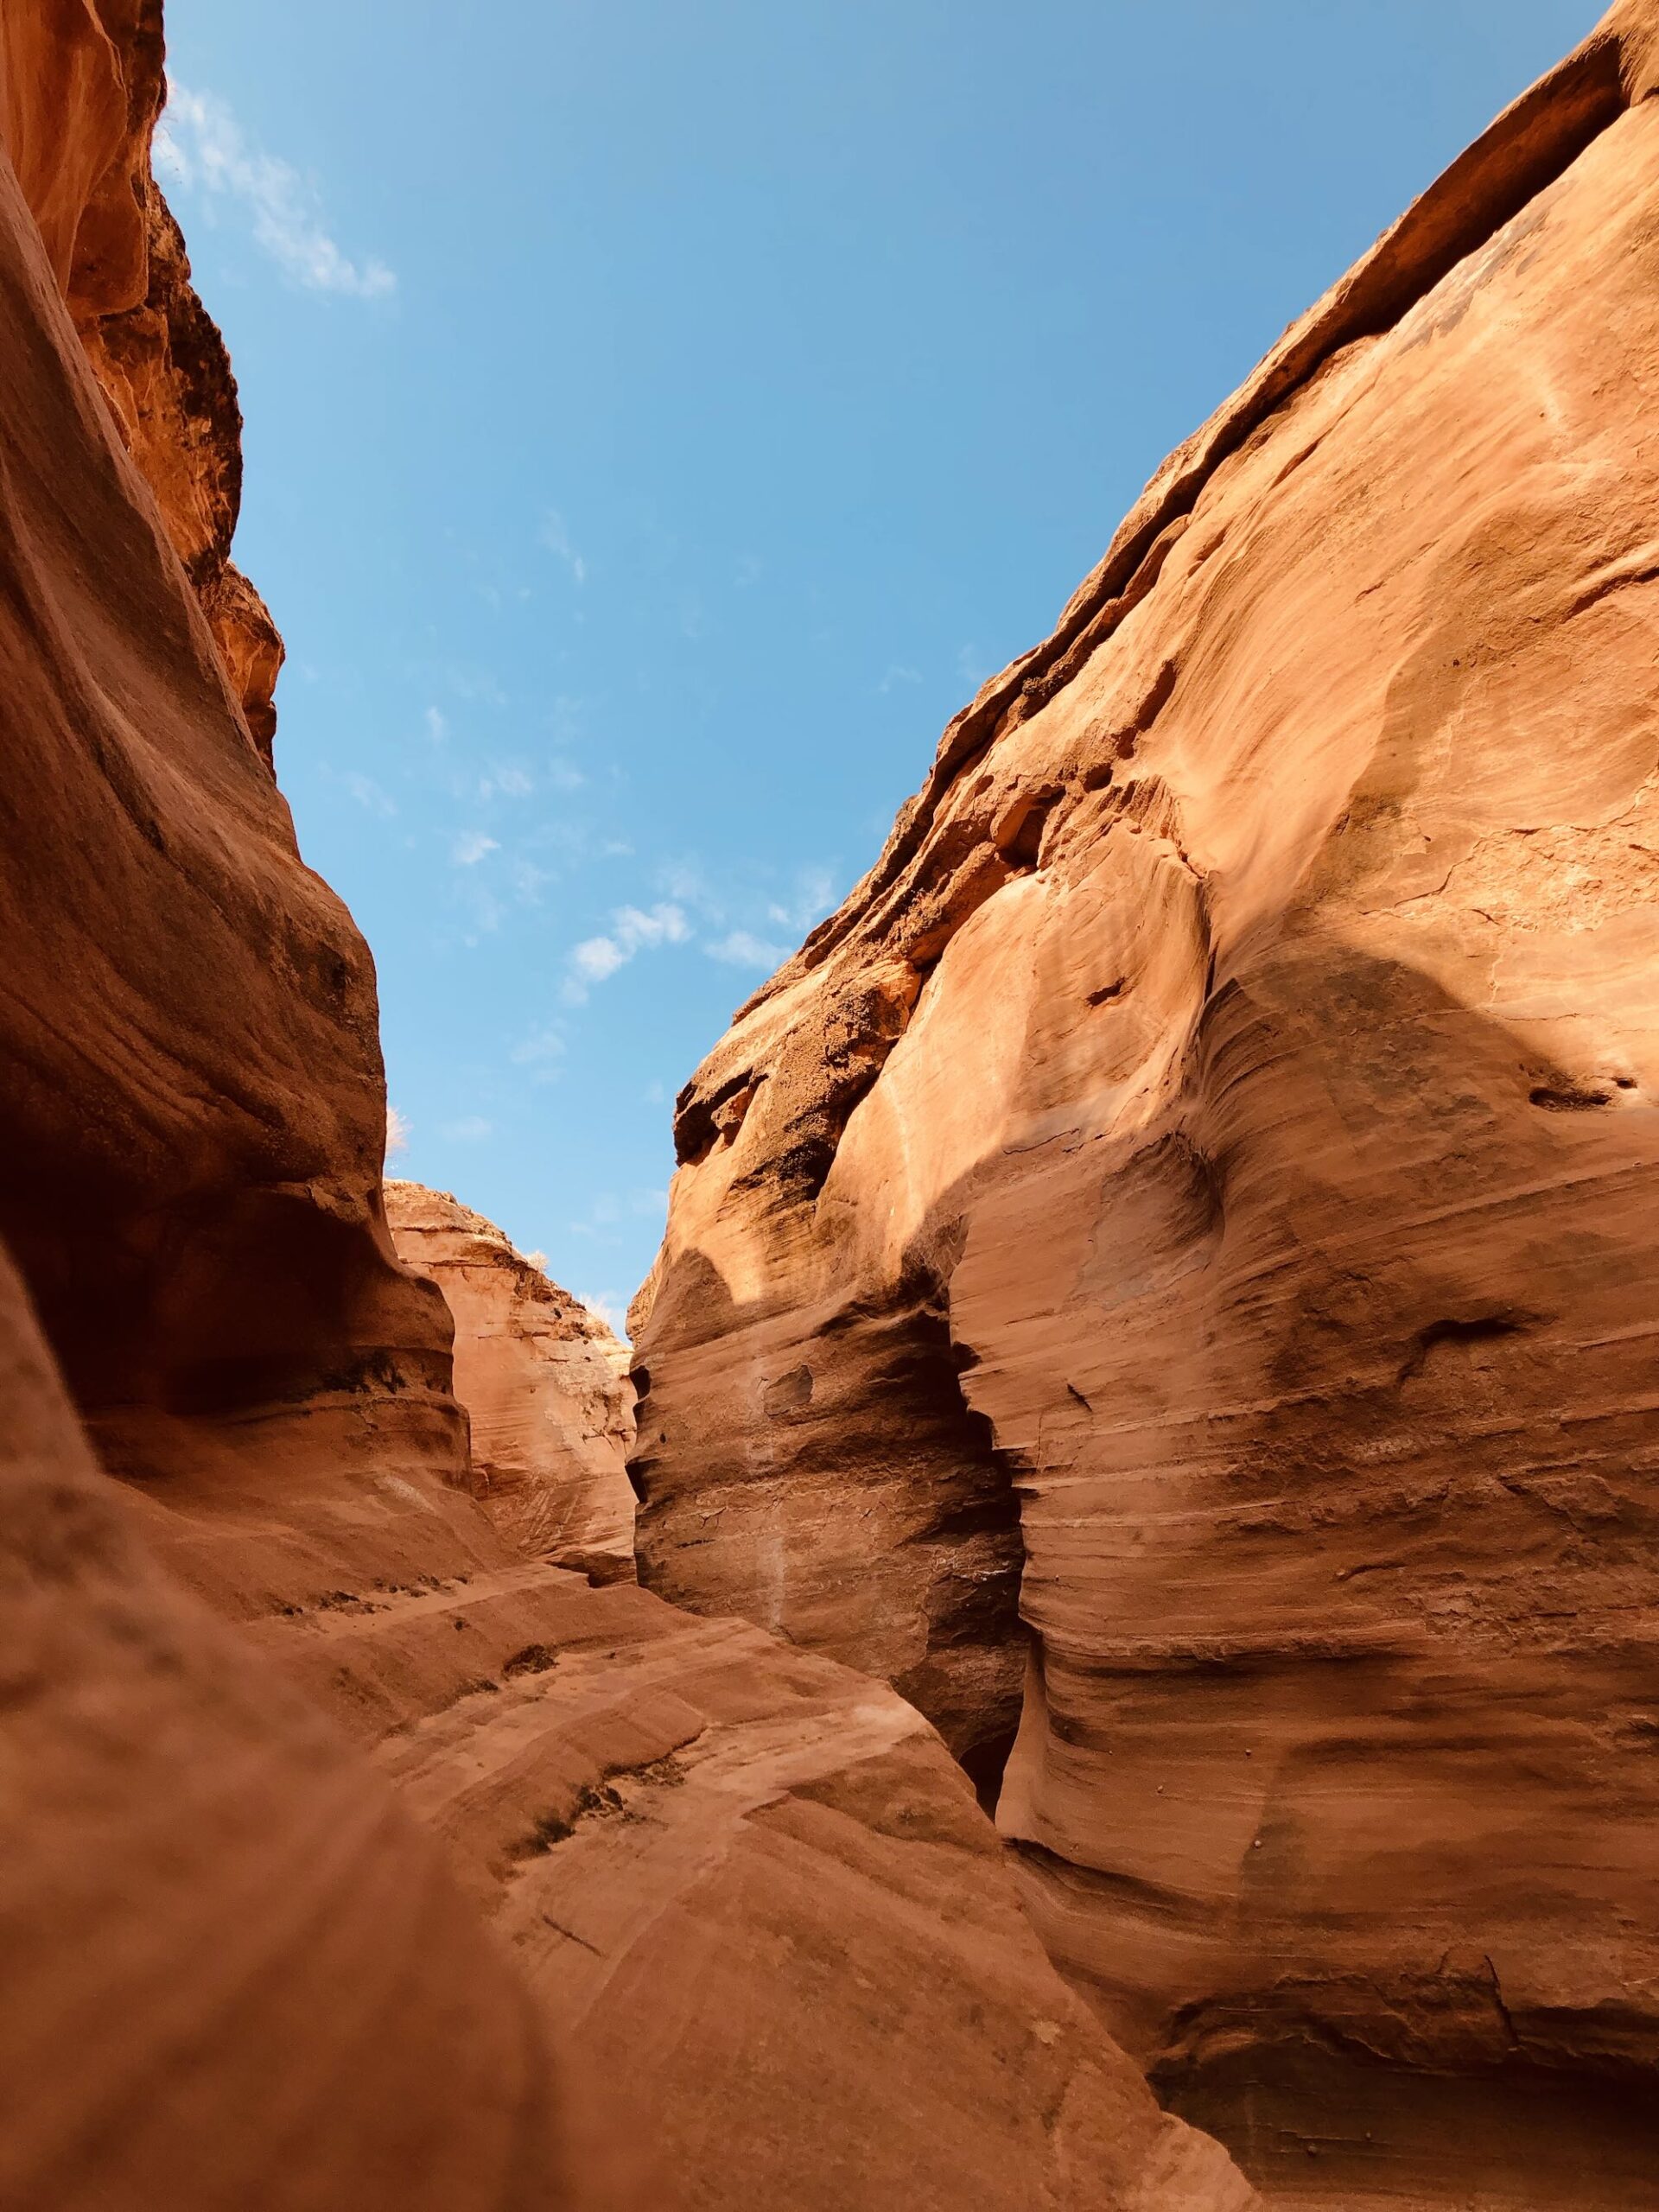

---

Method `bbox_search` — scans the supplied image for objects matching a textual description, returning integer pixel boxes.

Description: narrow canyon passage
[4,3,1659,2209]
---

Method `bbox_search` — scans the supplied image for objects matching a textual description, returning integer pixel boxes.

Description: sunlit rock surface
[387,1181,638,1585]
[0,0,282,755]
[633,6,1659,2201]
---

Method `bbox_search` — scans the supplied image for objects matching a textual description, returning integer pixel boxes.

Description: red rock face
[0,1243,582,2212]
[0,3,449,1511]
[387,1182,639,1586]
[635,4,1659,2200]
[0,0,283,758]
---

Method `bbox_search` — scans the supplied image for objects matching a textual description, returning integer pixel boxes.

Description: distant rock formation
[387,1182,638,1585]
[0,9,1252,2206]
[0,0,454,1535]
[633,4,1659,2202]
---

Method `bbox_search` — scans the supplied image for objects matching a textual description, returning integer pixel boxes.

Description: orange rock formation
[0,0,282,756]
[634,5,1659,2201]
[387,1182,638,1585]
[0,10,1253,2208]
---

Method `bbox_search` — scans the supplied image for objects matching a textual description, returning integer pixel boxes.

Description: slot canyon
[3,3,1657,2209]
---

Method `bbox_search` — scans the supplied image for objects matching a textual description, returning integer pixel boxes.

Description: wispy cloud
[452,830,499,866]
[766,865,836,934]
[509,1023,567,1082]
[576,1290,629,1340]
[385,1104,410,1160]
[563,902,689,1004]
[539,511,588,585]
[704,928,788,970]
[878,664,921,694]
[424,706,448,744]
[342,770,396,817]
[441,1116,494,1142]
[155,79,395,299]
[443,666,509,707]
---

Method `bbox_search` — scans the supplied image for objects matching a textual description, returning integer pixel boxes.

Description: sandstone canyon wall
[0,11,1252,2209]
[632,4,1659,2202]
[386,1182,638,1585]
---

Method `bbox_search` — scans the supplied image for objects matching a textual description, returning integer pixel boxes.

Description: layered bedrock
[0,0,284,751]
[0,10,457,1560]
[0,1242,584,2212]
[632,4,1659,2202]
[387,1182,639,1585]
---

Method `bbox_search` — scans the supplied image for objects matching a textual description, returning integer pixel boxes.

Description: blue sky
[156,0,1596,1331]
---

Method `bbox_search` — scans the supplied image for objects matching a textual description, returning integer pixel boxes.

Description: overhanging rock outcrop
[632,4,1659,2201]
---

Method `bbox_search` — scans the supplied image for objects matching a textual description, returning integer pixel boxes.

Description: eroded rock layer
[633,5,1659,2201]
[0,1245,578,2212]
[387,1182,638,1585]
[0,2,446,1502]
[0,0,283,753]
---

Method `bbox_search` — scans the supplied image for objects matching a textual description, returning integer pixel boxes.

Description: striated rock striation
[0,7,1253,2205]
[387,1181,638,1585]
[0,1240,582,2212]
[634,4,1659,2202]
[0,0,451,1533]
[0,0,283,756]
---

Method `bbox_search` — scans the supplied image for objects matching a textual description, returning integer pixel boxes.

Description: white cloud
[343,770,396,817]
[440,1116,493,1142]
[957,643,990,691]
[510,1023,567,1081]
[571,935,627,985]
[155,79,395,299]
[424,706,448,744]
[385,1104,410,1159]
[878,664,921,694]
[656,858,710,906]
[510,858,553,903]
[443,667,509,706]
[704,928,788,970]
[452,830,499,866]
[766,865,836,934]
[576,1291,629,1340]
[562,902,689,1004]
[539,511,587,584]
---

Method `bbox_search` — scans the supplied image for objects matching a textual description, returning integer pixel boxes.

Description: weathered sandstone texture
[0,4,451,1513]
[0,10,1253,2207]
[0,0,283,755]
[634,4,1659,2202]
[257,1534,1252,2212]
[0,1243,581,2212]
[387,1182,638,1584]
